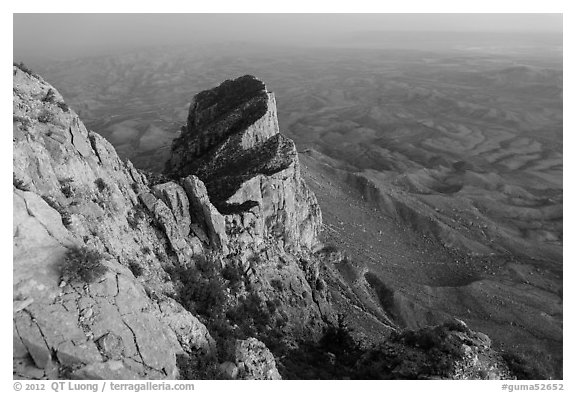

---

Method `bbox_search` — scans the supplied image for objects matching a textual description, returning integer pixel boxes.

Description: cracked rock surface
[13,66,215,379]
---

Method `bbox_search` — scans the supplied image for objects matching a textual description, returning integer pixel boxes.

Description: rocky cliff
[13,65,215,379]
[165,75,321,254]
[13,66,513,380]
[12,67,330,380]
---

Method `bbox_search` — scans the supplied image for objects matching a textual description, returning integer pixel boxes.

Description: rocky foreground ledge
[13,66,513,380]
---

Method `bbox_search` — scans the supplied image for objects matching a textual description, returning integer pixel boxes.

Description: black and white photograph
[10,8,566,387]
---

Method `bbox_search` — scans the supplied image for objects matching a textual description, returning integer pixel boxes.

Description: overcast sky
[13,14,562,61]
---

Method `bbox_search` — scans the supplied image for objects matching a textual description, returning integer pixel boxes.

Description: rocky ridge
[13,66,513,380]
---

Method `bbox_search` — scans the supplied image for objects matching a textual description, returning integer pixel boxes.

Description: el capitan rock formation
[166,75,322,253]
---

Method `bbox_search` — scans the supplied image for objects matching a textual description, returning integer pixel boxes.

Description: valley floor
[300,152,563,379]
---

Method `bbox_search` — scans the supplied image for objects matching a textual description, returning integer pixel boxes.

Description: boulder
[219,361,239,379]
[234,338,282,380]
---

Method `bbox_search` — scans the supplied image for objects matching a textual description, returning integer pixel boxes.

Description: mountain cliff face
[13,66,512,380]
[166,75,321,253]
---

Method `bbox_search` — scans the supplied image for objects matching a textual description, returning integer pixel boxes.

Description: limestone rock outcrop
[165,75,322,253]
[163,75,333,340]
[13,65,215,379]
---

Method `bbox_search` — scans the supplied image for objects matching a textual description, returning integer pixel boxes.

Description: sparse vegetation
[13,173,30,191]
[128,260,144,277]
[277,314,360,379]
[127,204,149,230]
[176,353,221,380]
[37,110,55,124]
[176,255,227,317]
[59,177,74,198]
[170,254,234,359]
[41,195,72,228]
[42,88,57,103]
[221,261,243,293]
[57,101,70,113]
[317,243,339,255]
[61,211,73,228]
[61,246,108,284]
[41,90,70,113]
[94,177,109,193]
[42,195,60,209]
[169,253,289,361]
[130,182,140,194]
[13,61,36,77]
[270,278,284,291]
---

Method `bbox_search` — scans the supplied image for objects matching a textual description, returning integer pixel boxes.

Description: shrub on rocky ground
[61,246,108,284]
[13,61,36,77]
[94,178,109,193]
[42,89,57,103]
[128,260,144,277]
[13,173,30,191]
[173,254,227,318]
[59,177,74,198]
[37,110,55,124]
[277,315,359,379]
[127,205,149,230]
[57,102,70,112]
[317,243,339,255]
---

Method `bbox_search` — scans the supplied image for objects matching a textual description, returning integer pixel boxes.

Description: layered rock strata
[166,75,322,253]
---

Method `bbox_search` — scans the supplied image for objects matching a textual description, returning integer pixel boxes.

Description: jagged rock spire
[165,75,322,252]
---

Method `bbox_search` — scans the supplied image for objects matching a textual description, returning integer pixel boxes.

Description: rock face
[13,65,215,380]
[163,76,333,342]
[181,175,229,253]
[166,75,322,253]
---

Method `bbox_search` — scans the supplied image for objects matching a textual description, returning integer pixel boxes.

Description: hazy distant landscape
[34,38,562,262]
[15,18,563,379]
